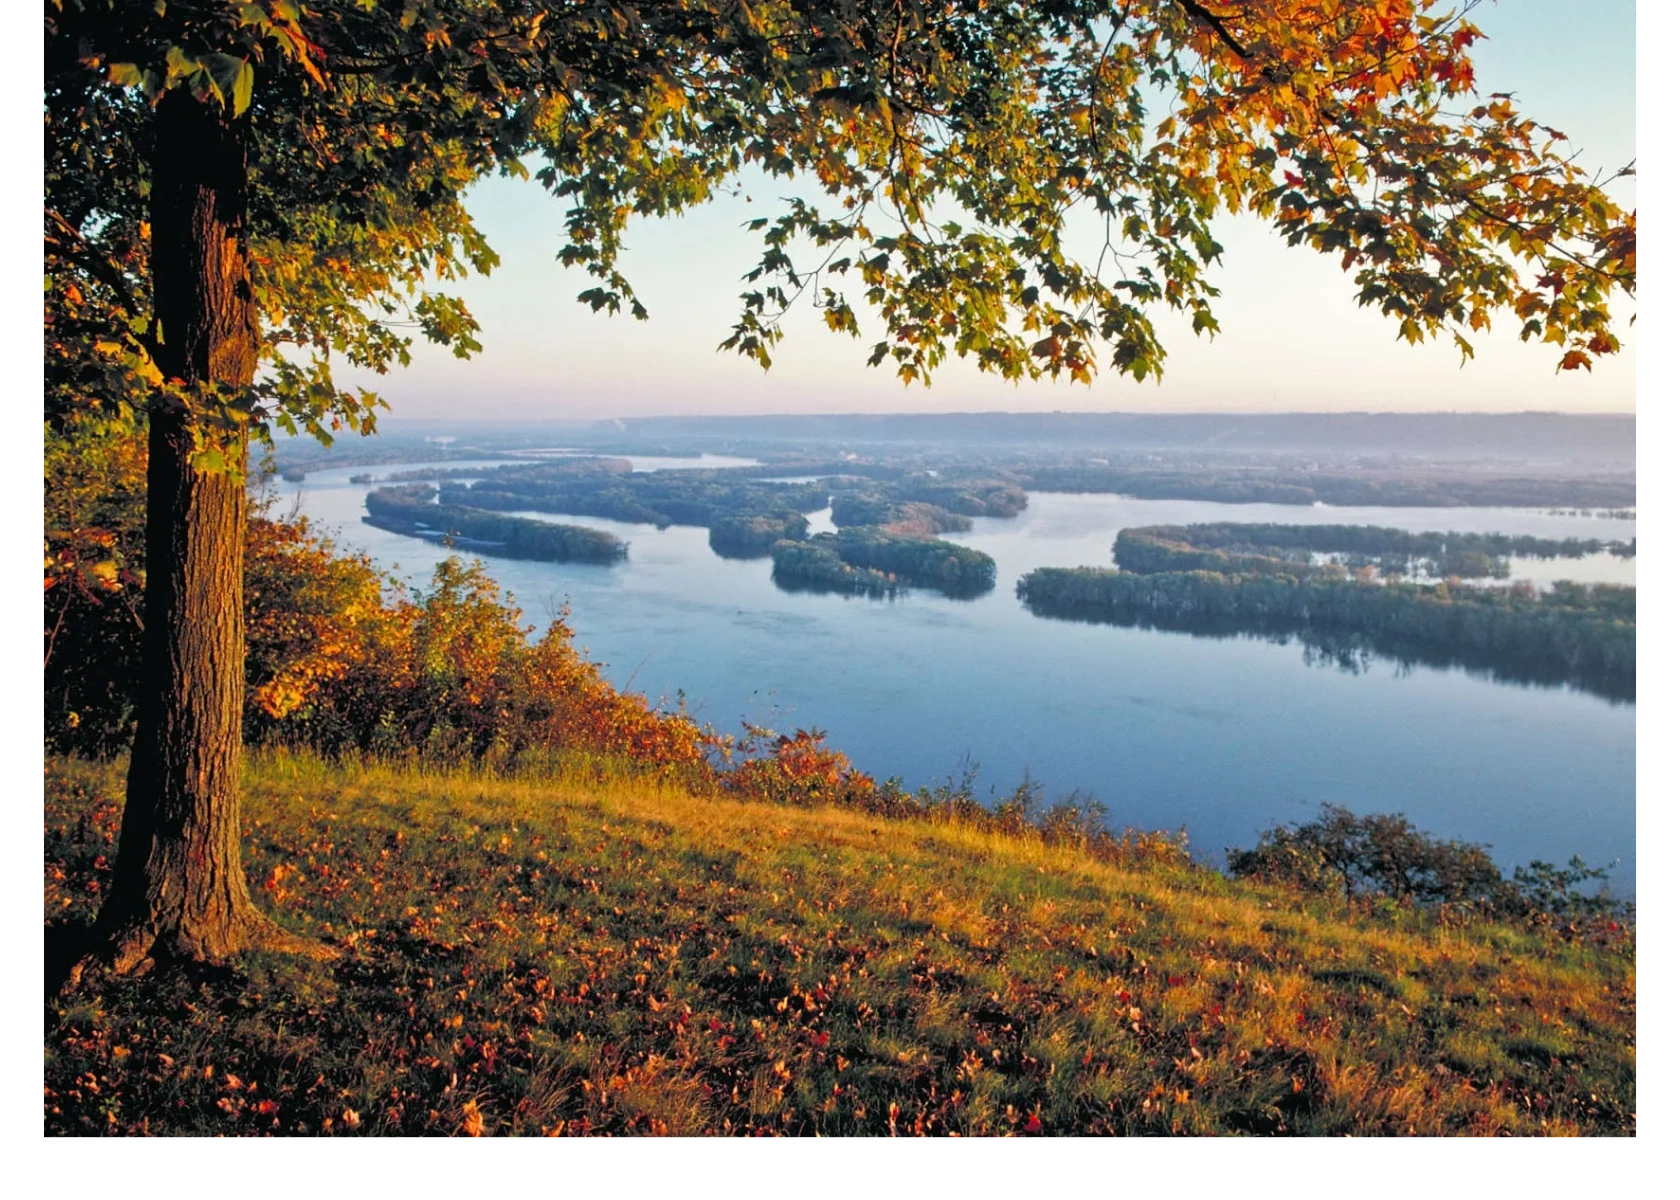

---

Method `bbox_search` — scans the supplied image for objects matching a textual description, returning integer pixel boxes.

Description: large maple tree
[43,0,1634,969]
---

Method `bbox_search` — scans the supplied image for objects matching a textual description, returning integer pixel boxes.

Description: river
[278,461,1637,892]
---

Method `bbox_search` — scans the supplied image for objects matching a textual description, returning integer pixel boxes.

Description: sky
[340,0,1638,422]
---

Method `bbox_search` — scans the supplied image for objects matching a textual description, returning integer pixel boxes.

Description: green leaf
[199,53,248,114]
[232,60,255,117]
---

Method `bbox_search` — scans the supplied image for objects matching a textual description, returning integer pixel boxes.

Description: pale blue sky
[346,0,1637,421]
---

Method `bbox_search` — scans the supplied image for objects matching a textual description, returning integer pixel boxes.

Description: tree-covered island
[1112,523,1635,581]
[1020,530,1635,701]
[363,484,628,564]
[772,529,998,599]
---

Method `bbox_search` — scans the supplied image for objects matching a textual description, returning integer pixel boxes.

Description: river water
[278,462,1637,892]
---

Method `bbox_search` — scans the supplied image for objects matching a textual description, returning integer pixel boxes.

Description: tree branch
[1176,0,1252,59]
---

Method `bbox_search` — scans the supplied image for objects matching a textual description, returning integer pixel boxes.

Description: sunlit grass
[45,753,1633,1135]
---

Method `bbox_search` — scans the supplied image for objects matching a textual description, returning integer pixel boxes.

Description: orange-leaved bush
[244,511,403,730]
[719,727,881,810]
[246,545,709,776]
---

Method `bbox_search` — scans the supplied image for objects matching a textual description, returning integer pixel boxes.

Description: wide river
[281,458,1637,892]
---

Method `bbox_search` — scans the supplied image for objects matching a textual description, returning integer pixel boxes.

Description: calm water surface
[282,466,1637,891]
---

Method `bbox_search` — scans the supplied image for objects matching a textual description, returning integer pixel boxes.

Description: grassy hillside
[45,754,1634,1136]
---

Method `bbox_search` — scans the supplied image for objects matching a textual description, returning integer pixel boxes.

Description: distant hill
[560,411,1634,468]
[276,411,1635,479]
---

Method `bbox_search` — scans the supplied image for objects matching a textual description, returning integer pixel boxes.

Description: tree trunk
[93,88,276,969]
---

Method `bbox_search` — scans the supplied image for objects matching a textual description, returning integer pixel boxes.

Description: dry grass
[45,753,1634,1135]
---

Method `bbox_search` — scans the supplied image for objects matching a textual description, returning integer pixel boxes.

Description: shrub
[1228,804,1505,904]
[255,553,710,777]
[1511,856,1628,925]
[1228,803,1630,930]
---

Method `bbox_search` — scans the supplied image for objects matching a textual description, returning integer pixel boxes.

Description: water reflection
[1019,600,1634,704]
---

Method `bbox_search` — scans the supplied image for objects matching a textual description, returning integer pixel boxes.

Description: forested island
[1111,523,1635,581]
[708,513,811,558]
[771,537,900,596]
[433,463,829,553]
[1019,565,1634,700]
[363,485,628,563]
[824,473,1026,534]
[869,475,1029,520]
[770,473,1017,595]
[829,494,973,535]
[773,530,997,599]
[357,464,1006,598]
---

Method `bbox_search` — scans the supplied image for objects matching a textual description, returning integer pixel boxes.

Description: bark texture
[95,89,272,968]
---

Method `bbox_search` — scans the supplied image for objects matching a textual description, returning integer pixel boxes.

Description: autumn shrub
[508,622,712,775]
[248,551,711,779]
[717,726,881,809]
[1507,856,1630,936]
[243,510,409,744]
[982,778,1190,869]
